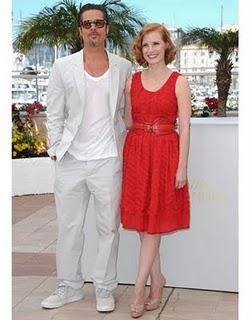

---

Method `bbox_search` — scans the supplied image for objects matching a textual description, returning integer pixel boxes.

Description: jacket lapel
[72,49,86,107]
[108,52,119,120]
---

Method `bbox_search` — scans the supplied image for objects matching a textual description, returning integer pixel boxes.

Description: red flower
[25,101,44,115]
[204,97,218,111]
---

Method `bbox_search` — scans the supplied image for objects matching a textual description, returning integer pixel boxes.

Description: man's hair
[77,3,109,26]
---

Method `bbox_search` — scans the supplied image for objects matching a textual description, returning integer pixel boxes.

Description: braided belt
[131,119,176,135]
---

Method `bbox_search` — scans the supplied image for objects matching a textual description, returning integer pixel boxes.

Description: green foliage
[183,27,238,116]
[183,27,238,57]
[14,0,146,58]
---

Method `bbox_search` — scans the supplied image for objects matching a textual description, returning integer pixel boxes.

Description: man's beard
[89,39,98,47]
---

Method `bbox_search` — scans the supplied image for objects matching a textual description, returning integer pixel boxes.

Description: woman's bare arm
[175,75,191,188]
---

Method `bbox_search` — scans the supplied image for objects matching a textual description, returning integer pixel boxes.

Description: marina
[12,68,239,114]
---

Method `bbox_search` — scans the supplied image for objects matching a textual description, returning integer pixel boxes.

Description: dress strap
[131,71,141,84]
[167,71,181,91]
[130,71,142,95]
[171,71,181,80]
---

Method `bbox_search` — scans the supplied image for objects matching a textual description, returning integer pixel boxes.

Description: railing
[12,73,49,106]
[12,69,239,114]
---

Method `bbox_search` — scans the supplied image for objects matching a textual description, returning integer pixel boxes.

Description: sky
[12,0,238,31]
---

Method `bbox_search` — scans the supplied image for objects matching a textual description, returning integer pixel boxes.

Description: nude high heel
[130,303,145,318]
[145,276,166,311]
[130,285,146,318]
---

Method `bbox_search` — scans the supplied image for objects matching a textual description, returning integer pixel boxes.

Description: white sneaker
[96,288,115,312]
[41,285,84,309]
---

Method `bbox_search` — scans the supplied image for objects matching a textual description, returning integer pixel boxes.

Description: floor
[12,194,238,320]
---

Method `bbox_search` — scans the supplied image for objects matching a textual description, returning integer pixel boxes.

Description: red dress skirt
[120,71,190,234]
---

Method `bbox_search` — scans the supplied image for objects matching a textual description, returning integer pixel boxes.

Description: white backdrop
[12,117,238,291]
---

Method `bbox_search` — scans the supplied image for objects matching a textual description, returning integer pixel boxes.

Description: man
[41,3,131,312]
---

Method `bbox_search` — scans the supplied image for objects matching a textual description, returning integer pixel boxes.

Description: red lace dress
[120,71,190,234]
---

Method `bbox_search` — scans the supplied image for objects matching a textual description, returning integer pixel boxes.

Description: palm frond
[183,27,238,56]
[183,27,238,116]
[14,0,146,57]
[14,0,79,53]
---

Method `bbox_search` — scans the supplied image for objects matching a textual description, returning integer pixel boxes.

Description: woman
[120,23,191,318]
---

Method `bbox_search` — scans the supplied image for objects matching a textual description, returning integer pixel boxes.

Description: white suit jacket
[47,49,132,161]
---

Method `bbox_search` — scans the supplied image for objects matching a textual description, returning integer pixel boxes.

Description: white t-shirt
[68,69,117,160]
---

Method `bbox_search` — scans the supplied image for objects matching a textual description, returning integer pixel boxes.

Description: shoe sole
[41,293,84,309]
[97,305,115,312]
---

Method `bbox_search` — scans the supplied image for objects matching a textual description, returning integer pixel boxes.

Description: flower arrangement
[202,97,218,117]
[204,97,218,112]
[12,102,48,159]
[12,123,47,158]
[25,101,44,114]
[16,100,45,121]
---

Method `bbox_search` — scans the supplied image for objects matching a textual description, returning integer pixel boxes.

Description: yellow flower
[14,144,22,151]
[20,143,29,150]
[12,118,47,158]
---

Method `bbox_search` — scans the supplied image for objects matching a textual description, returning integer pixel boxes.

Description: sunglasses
[80,19,107,29]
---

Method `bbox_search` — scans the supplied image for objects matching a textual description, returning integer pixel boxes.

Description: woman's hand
[175,166,187,189]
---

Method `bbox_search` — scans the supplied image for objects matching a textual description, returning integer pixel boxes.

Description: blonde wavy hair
[133,23,176,66]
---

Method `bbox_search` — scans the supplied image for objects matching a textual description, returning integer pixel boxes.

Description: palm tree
[14,0,146,59]
[183,27,238,116]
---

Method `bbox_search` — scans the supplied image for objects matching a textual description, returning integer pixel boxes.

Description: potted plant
[12,102,47,158]
[12,102,54,196]
[201,97,219,117]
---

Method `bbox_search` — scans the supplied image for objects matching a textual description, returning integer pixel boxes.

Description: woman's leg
[149,247,161,282]
[137,234,166,311]
[132,232,161,306]
[147,248,166,300]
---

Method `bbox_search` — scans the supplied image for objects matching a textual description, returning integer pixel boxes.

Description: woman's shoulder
[172,71,187,80]
[171,70,182,78]
[129,70,142,83]
[174,72,189,84]
[175,73,191,95]
[170,71,190,88]
[126,71,142,92]
[132,70,142,78]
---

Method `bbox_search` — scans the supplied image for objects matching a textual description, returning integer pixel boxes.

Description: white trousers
[54,152,121,291]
